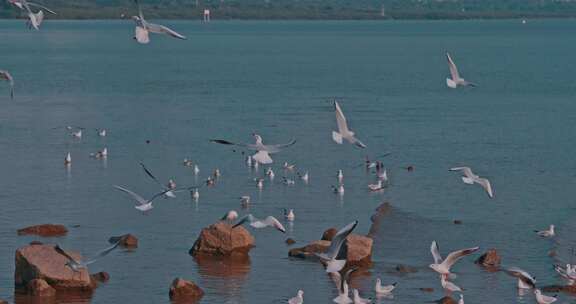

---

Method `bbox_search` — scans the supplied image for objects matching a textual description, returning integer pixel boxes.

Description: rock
[436,296,457,304]
[419,287,434,292]
[542,285,576,293]
[27,279,56,297]
[108,234,138,248]
[189,222,255,257]
[0,300,7,304]
[285,238,296,245]
[475,249,501,267]
[367,202,392,238]
[321,228,338,241]
[169,278,204,302]
[288,234,373,268]
[90,272,110,284]
[15,244,94,291]
[29,241,43,245]
[17,224,68,237]
[395,264,418,273]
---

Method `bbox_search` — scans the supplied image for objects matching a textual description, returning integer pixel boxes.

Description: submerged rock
[288,234,373,268]
[108,234,138,248]
[542,285,576,293]
[285,238,296,245]
[395,264,418,273]
[27,279,56,297]
[189,222,255,257]
[321,228,338,241]
[18,224,68,237]
[15,243,94,292]
[169,278,204,302]
[475,248,501,268]
[436,296,457,304]
[90,272,110,284]
[367,202,392,238]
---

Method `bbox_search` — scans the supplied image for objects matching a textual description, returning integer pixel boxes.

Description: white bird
[458,294,464,304]
[534,289,557,304]
[221,210,238,221]
[377,169,388,182]
[54,241,120,272]
[233,214,286,233]
[505,267,536,289]
[246,156,253,167]
[298,171,309,183]
[449,167,494,198]
[555,264,576,281]
[446,52,476,88]
[90,147,107,159]
[71,129,83,139]
[210,134,296,165]
[132,0,186,44]
[283,177,295,185]
[284,209,295,221]
[375,279,396,295]
[288,290,303,304]
[8,0,56,15]
[256,178,264,189]
[330,269,356,304]
[0,70,15,99]
[332,101,366,148]
[283,162,295,170]
[352,289,371,304]
[316,221,358,273]
[193,164,200,175]
[97,129,107,137]
[10,0,54,30]
[213,168,221,178]
[535,225,555,237]
[240,195,250,207]
[429,240,479,276]
[266,167,275,179]
[64,152,72,166]
[332,184,345,195]
[167,179,176,190]
[113,185,168,212]
[368,180,384,191]
[440,275,462,293]
[337,170,344,183]
[140,162,176,198]
[191,188,200,201]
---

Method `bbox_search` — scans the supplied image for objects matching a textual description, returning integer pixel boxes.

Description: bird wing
[232,214,255,228]
[476,178,494,198]
[446,52,461,81]
[113,185,148,205]
[54,244,79,264]
[441,246,479,269]
[85,241,120,265]
[139,162,167,189]
[348,136,367,149]
[262,139,297,153]
[506,267,536,288]
[431,241,443,264]
[334,101,350,134]
[264,216,286,233]
[323,220,358,260]
[27,2,56,14]
[147,22,186,40]
[449,167,473,177]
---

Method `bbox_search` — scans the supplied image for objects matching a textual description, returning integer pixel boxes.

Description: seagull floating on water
[316,220,358,273]
[535,225,555,237]
[555,264,576,281]
[240,196,250,207]
[191,188,200,201]
[332,184,345,195]
[368,180,384,192]
[288,290,303,304]
[90,147,107,159]
[352,289,371,304]
[458,294,464,304]
[64,152,71,166]
[337,170,344,183]
[332,101,366,148]
[331,268,356,304]
[97,128,107,137]
[284,209,295,221]
[429,240,479,276]
[446,52,476,88]
[534,289,557,304]
[449,167,494,198]
[266,167,275,179]
[132,0,186,44]
[283,162,295,170]
[210,133,296,165]
[233,214,286,233]
[298,171,309,183]
[375,279,396,295]
[0,70,14,99]
[54,241,120,272]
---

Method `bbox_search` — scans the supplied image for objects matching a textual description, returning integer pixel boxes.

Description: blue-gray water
[0,19,575,303]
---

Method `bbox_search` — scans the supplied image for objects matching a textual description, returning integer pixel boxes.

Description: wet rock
[90,272,110,284]
[288,234,373,268]
[542,285,576,293]
[419,287,434,292]
[475,248,501,267]
[108,234,138,248]
[395,264,418,273]
[436,296,457,304]
[27,279,56,297]
[18,224,68,237]
[29,241,43,245]
[321,228,338,241]
[169,278,204,302]
[15,244,94,291]
[367,202,392,238]
[285,238,296,245]
[189,222,255,257]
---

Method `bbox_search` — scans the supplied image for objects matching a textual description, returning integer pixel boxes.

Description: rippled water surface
[0,19,576,303]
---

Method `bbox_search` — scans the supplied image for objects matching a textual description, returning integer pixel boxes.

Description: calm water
[0,19,575,303]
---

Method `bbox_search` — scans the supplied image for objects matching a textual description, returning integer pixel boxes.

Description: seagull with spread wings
[210,133,296,164]
[429,240,479,276]
[132,0,186,44]
[54,241,120,272]
[316,220,358,273]
[446,52,476,88]
[233,214,286,233]
[113,185,170,212]
[449,166,494,198]
[332,101,366,148]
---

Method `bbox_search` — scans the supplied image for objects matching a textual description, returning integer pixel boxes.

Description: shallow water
[0,19,576,303]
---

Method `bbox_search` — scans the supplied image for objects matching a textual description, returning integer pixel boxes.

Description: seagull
[555,264,576,281]
[210,134,296,165]
[283,162,295,170]
[240,196,250,207]
[90,147,108,159]
[256,178,264,189]
[375,279,396,295]
[288,290,303,304]
[377,169,388,182]
[505,267,536,289]
[113,185,169,212]
[331,268,356,304]
[221,210,238,221]
[193,164,200,175]
[332,184,345,195]
[337,170,344,183]
[54,241,120,272]
[283,177,295,185]
[71,129,83,139]
[535,225,555,237]
[534,289,557,304]
[352,289,371,304]
[0,70,14,99]
[97,128,107,137]
[191,188,199,201]
[233,214,286,233]
[9,0,54,30]
[446,52,476,88]
[429,240,479,276]
[8,0,56,15]
[266,167,275,179]
[246,156,253,167]
[449,167,494,198]
[368,180,384,191]
[139,162,176,198]
[167,179,176,190]
[298,171,309,183]
[183,158,193,167]
[284,209,295,221]
[316,220,358,273]
[132,0,186,44]
[458,294,464,304]
[213,168,221,178]
[64,152,72,166]
[441,275,462,293]
[332,101,366,148]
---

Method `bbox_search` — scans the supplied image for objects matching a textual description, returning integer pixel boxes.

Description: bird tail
[332,131,343,144]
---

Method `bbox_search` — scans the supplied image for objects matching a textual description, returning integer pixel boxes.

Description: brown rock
[189,222,255,257]
[436,296,457,304]
[285,238,296,245]
[108,234,138,248]
[29,241,43,245]
[15,244,93,291]
[288,234,373,268]
[18,224,68,237]
[169,278,204,302]
[542,285,576,293]
[395,264,418,273]
[90,272,110,284]
[0,300,7,304]
[27,279,56,297]
[367,202,392,238]
[475,249,501,267]
[321,228,338,241]
[420,287,434,292]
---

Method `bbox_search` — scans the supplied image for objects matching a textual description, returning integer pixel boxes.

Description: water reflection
[194,255,250,302]
[15,289,93,304]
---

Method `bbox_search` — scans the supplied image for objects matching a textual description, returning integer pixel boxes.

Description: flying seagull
[132,0,186,44]
[446,52,476,88]
[113,185,169,212]
[0,70,14,99]
[429,240,479,276]
[332,101,366,148]
[8,0,56,14]
[505,267,536,289]
[316,220,358,273]
[54,241,120,272]
[232,214,286,233]
[210,133,296,164]
[139,162,177,198]
[8,0,55,30]
[449,167,494,198]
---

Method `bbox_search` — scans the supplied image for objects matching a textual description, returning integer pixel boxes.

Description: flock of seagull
[0,3,566,303]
